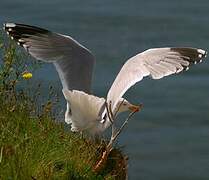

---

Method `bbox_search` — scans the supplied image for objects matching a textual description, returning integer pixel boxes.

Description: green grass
[0,32,127,179]
[0,100,126,180]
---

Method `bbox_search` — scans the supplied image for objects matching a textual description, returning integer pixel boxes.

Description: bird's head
[116,98,142,114]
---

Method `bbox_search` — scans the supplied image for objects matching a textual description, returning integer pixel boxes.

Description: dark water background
[1,0,209,179]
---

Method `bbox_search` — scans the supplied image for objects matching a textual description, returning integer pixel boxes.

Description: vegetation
[0,32,127,179]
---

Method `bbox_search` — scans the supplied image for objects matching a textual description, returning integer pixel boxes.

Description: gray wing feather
[107,47,207,111]
[4,23,95,93]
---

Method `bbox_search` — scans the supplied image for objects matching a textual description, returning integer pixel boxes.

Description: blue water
[1,0,209,179]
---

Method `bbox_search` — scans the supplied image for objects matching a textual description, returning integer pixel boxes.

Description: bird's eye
[123,103,127,106]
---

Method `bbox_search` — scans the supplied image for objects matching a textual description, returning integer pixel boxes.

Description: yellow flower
[22,72,32,80]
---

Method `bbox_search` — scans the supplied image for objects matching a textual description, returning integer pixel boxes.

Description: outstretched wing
[107,47,207,111]
[3,23,95,93]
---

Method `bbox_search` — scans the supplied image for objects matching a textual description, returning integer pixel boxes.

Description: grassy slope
[0,34,127,180]
[0,96,128,180]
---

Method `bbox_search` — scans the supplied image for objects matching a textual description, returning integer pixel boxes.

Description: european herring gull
[4,23,207,135]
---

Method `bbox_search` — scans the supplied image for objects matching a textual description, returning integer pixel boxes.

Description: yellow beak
[128,104,143,112]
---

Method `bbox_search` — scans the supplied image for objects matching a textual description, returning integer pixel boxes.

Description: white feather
[107,47,206,112]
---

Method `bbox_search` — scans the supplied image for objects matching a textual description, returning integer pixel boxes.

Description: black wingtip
[3,22,51,47]
[171,47,207,65]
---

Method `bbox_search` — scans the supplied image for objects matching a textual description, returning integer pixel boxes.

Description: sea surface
[1,0,209,179]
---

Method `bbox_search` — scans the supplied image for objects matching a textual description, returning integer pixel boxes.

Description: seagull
[3,23,207,135]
